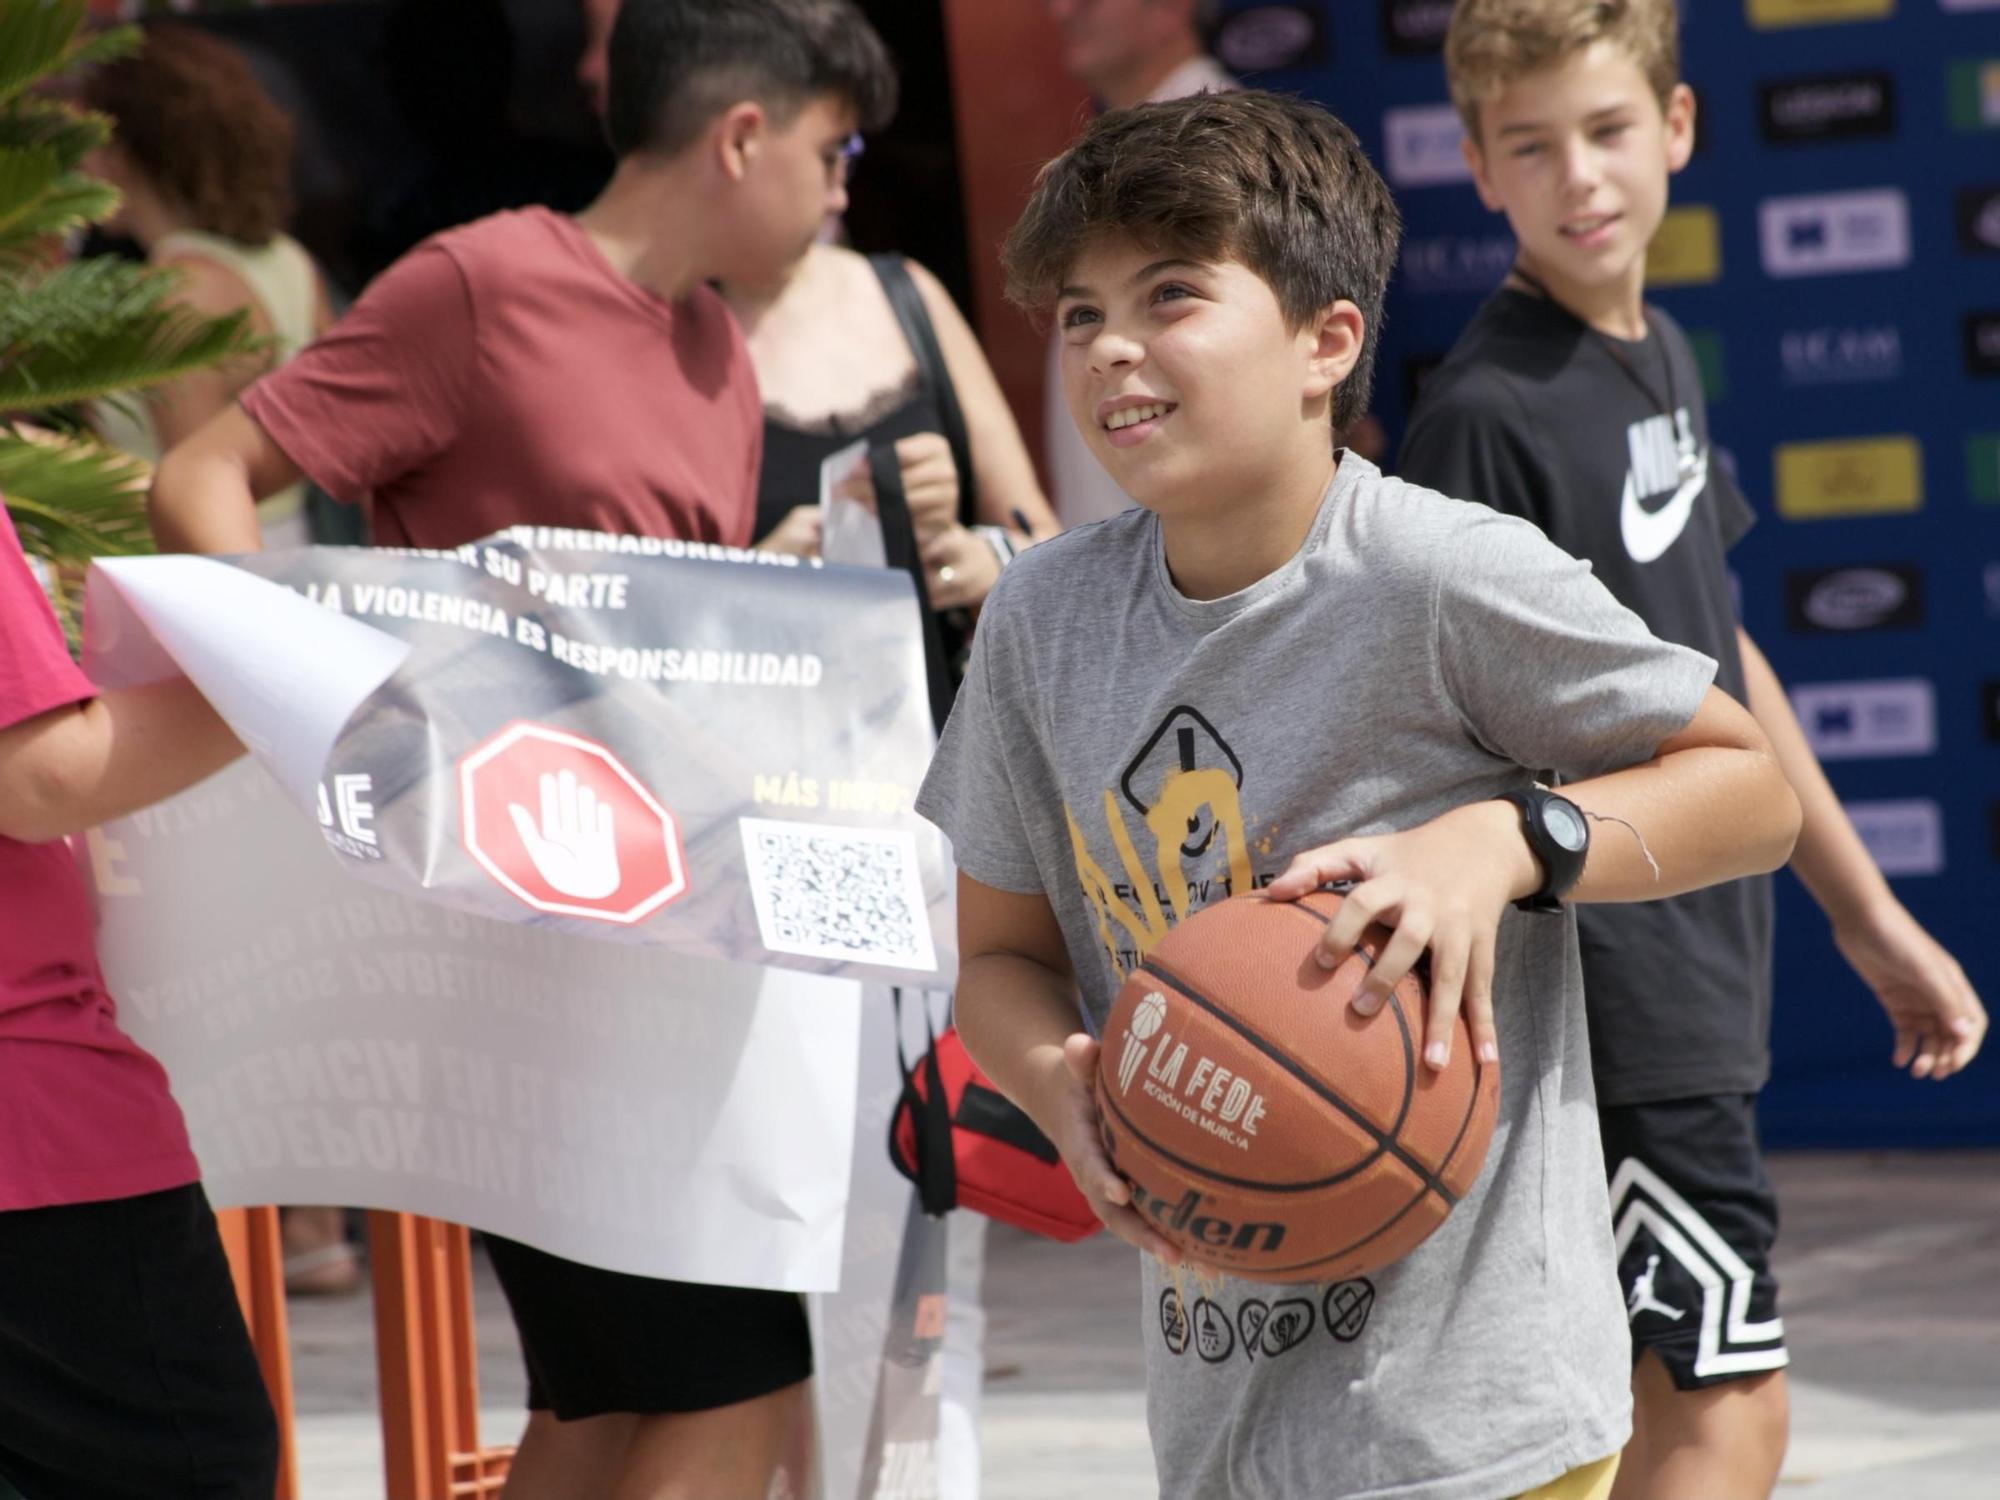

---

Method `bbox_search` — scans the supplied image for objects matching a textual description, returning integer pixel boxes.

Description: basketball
[1094,890,1499,1283]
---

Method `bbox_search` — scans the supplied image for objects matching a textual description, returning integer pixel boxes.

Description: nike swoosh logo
[1620,448,1709,563]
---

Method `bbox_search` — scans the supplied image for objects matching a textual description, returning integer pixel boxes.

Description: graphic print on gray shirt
[916,456,1718,1500]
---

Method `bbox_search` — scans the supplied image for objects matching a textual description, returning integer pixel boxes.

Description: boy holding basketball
[915,88,1801,1500]
[1400,3,1986,1495]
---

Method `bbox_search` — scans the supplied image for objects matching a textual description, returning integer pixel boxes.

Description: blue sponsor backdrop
[1212,1,2000,1146]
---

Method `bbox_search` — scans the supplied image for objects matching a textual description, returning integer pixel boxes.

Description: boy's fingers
[1100,1204,1181,1262]
[1267,842,1367,901]
[1351,907,1429,1018]
[1422,923,1467,1070]
[1063,1032,1100,1085]
[1316,878,1391,969]
[1467,929,1500,1065]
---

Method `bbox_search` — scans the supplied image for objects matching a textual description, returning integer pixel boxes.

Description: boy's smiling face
[1463,41,1693,298]
[1053,237,1356,518]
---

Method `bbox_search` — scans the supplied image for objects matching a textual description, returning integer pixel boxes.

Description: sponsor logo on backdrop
[1791,679,1936,759]
[1401,233,1517,295]
[1939,0,2000,10]
[1758,71,1896,142]
[1983,681,2000,742]
[1784,565,1924,632]
[1382,0,1452,52]
[1647,206,1721,286]
[1968,313,2000,375]
[1779,324,1903,385]
[1846,801,1944,878]
[1747,0,1894,23]
[1775,435,1923,518]
[1760,189,1910,277]
[1946,59,2000,130]
[1972,435,2000,503]
[1214,6,1325,72]
[1384,104,1471,186]
[1957,186,2000,253]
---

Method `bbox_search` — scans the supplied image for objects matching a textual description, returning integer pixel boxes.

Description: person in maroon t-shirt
[149,2,897,1496]
[0,508,276,1498]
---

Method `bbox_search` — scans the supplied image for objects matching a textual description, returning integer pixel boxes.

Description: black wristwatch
[1498,787,1590,913]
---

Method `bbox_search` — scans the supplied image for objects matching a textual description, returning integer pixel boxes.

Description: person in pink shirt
[0,507,274,1498]
[149,4,895,1496]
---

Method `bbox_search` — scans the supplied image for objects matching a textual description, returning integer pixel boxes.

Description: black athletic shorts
[483,1234,812,1421]
[0,1183,278,1500]
[1600,1094,1789,1391]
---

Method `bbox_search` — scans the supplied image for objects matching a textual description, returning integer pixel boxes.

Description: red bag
[888,992,1102,1243]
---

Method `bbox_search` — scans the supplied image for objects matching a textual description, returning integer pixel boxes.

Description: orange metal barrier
[218,1206,514,1500]
[368,1212,516,1499]
[214,1207,299,1500]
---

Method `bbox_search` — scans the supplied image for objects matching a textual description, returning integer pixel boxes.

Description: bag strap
[890,989,958,1216]
[868,447,959,734]
[869,254,977,527]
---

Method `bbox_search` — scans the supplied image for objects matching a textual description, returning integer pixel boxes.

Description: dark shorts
[1600,1095,1789,1391]
[482,1234,813,1421]
[0,1184,278,1500]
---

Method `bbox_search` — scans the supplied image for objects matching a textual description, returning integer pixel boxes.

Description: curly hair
[85,23,295,246]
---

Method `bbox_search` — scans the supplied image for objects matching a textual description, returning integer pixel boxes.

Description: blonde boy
[1402,4,1987,1497]
[916,89,1803,1499]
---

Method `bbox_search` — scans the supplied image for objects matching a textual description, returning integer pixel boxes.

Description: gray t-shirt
[915,455,1717,1500]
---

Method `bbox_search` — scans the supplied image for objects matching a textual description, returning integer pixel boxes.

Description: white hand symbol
[507,769,621,899]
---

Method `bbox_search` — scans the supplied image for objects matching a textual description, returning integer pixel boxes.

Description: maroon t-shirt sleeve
[0,509,95,731]
[240,242,477,506]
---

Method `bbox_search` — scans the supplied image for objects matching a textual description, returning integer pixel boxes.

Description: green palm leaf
[0,304,256,409]
[0,429,152,561]
[0,96,112,168]
[0,3,139,109]
[0,174,119,264]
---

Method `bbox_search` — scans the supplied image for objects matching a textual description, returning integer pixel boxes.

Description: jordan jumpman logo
[1627,1254,1686,1323]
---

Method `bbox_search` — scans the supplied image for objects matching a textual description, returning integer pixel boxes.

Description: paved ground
[291,1151,2000,1497]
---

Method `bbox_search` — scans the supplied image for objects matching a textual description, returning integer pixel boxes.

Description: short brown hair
[1003,90,1401,431]
[607,0,897,159]
[85,24,295,246]
[1445,0,1681,140]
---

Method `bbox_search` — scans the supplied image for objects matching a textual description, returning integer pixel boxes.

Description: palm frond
[0,305,258,412]
[0,4,138,108]
[0,174,119,263]
[0,145,63,234]
[0,428,153,564]
[0,97,112,172]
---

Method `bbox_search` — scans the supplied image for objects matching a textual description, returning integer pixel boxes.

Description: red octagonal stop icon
[459,721,687,924]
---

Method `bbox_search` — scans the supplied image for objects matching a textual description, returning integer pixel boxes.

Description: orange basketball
[1094,890,1498,1283]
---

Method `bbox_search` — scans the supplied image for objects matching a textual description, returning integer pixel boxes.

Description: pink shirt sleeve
[0,509,95,732]
[240,242,477,506]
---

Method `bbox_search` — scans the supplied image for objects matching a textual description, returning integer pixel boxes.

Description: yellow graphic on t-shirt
[1068,764,1252,979]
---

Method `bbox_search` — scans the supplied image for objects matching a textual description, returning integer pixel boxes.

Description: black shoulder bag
[866,254,978,733]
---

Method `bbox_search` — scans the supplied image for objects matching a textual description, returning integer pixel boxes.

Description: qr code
[738,818,938,972]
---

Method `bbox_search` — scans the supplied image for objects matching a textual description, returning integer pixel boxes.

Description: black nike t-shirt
[1398,288,1774,1105]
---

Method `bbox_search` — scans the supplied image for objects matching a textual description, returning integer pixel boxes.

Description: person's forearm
[0,679,243,843]
[1562,740,1800,903]
[1736,627,1892,927]
[955,951,1089,1136]
[149,441,264,554]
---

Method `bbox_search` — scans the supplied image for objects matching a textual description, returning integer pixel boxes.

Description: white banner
[81,539,956,1496]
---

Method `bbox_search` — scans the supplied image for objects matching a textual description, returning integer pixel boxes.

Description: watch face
[1544,799,1590,853]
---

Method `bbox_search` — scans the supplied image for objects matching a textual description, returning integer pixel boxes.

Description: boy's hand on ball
[1265,803,1534,1072]
[1049,1034,1182,1263]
